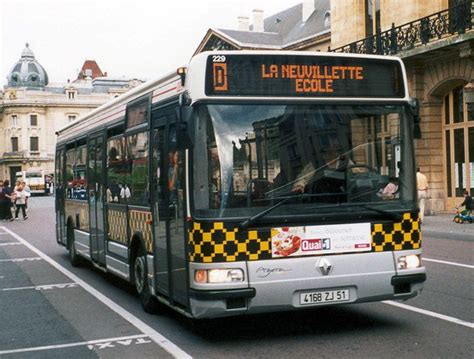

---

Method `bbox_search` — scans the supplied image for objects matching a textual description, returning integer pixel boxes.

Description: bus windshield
[193,104,416,220]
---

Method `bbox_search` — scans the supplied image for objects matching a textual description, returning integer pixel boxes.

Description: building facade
[196,0,473,213]
[0,44,142,185]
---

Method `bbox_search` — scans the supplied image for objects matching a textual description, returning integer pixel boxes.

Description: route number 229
[212,55,226,63]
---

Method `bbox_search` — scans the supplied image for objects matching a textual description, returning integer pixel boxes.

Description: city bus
[55,51,426,319]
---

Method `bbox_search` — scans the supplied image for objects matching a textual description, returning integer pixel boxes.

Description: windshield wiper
[355,204,404,221]
[239,195,295,229]
[318,202,404,221]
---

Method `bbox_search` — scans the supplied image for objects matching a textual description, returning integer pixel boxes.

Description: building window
[11,115,18,127]
[30,114,38,126]
[67,90,76,100]
[68,115,76,123]
[11,137,18,152]
[443,86,474,202]
[365,0,381,37]
[30,137,39,152]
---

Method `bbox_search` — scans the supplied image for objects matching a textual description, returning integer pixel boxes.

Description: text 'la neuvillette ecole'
[262,64,364,93]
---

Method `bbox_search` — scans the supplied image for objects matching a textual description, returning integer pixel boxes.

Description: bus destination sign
[205,54,405,98]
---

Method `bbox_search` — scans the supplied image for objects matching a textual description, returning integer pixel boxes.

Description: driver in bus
[291,155,355,193]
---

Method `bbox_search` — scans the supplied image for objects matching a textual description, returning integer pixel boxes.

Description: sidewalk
[422,212,474,241]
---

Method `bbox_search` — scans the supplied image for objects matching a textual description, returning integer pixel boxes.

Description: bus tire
[67,224,81,267]
[132,243,160,314]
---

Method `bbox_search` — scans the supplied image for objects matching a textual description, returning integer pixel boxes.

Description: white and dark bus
[55,51,426,319]
[16,169,49,195]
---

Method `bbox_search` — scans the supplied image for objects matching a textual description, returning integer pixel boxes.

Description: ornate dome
[7,43,49,88]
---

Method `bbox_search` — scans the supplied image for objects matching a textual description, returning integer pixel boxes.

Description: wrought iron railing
[331,1,473,55]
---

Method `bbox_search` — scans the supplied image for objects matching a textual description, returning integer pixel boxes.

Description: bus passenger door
[88,134,106,266]
[167,123,188,307]
[55,149,66,245]
[151,115,188,308]
[152,124,169,296]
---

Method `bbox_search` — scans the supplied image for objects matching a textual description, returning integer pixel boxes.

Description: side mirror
[413,120,422,139]
[176,98,194,149]
[409,98,422,139]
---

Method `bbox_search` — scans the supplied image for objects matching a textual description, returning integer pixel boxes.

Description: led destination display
[205,54,405,98]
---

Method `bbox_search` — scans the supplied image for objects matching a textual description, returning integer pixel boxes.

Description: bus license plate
[300,289,350,305]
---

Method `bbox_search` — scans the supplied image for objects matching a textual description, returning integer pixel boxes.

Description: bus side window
[65,148,75,199]
[107,136,126,203]
[126,131,149,206]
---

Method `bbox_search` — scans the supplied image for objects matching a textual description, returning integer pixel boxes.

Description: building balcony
[331,1,473,57]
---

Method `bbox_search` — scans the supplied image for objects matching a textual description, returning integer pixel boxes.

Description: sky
[1,0,302,86]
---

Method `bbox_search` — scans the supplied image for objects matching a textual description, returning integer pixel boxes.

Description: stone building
[196,0,473,213]
[194,0,331,54]
[0,44,142,185]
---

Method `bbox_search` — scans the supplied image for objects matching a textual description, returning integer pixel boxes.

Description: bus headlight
[398,255,421,269]
[194,269,244,283]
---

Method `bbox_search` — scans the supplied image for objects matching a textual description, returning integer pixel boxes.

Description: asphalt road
[0,196,472,358]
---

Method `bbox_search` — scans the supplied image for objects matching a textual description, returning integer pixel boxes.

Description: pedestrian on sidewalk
[14,182,29,220]
[3,180,14,221]
[21,181,31,210]
[0,180,7,220]
[416,167,429,223]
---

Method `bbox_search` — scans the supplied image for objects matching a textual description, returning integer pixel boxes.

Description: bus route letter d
[213,63,228,91]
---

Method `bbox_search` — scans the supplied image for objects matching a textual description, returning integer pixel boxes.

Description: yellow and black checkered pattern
[188,222,272,263]
[189,212,422,263]
[107,209,127,244]
[372,212,421,252]
[129,210,153,254]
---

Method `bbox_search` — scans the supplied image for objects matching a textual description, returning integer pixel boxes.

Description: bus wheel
[133,245,160,313]
[67,225,81,267]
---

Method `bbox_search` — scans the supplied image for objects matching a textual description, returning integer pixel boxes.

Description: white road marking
[383,301,474,329]
[2,283,79,291]
[0,226,192,359]
[423,257,474,269]
[0,334,149,355]
[0,257,42,262]
[0,242,21,246]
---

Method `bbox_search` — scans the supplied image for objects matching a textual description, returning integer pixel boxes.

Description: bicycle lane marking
[0,226,192,359]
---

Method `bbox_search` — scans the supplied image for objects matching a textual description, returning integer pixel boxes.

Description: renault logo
[318,258,333,276]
